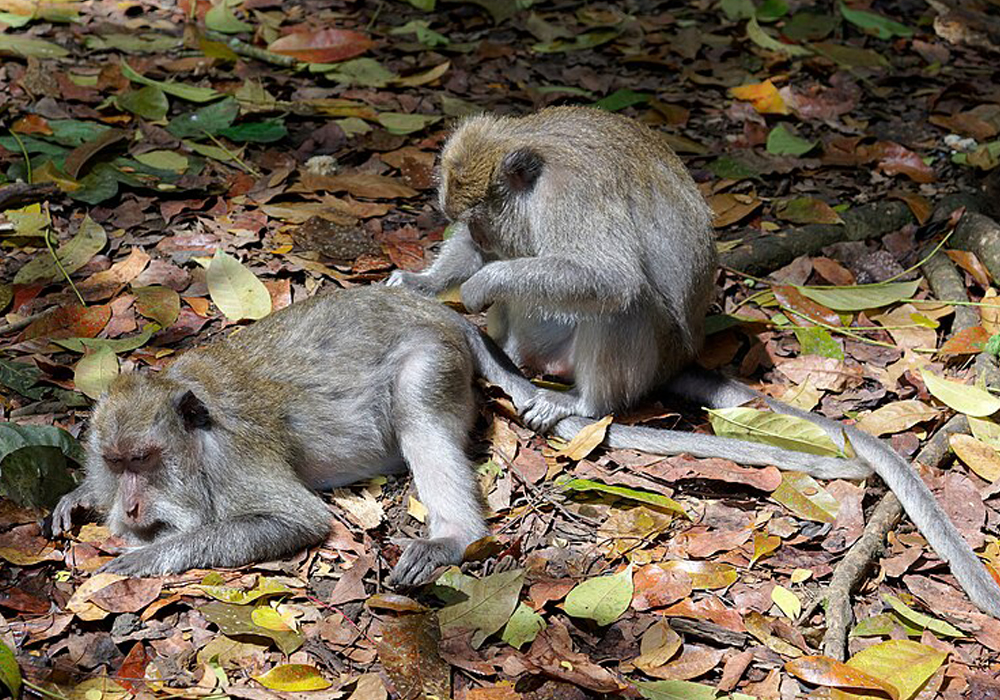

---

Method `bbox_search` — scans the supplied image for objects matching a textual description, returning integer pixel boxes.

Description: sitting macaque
[51,286,534,585]
[389,106,1000,617]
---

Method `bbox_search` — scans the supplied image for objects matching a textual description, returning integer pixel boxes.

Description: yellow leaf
[253,664,331,692]
[771,585,801,619]
[729,79,789,114]
[558,415,613,461]
[949,434,1000,482]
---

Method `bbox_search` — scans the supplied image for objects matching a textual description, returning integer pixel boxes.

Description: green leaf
[134,286,181,327]
[388,19,450,47]
[775,196,843,225]
[54,326,159,354]
[839,1,912,40]
[0,640,21,698]
[69,162,121,204]
[920,369,1000,417]
[593,89,650,112]
[707,155,762,181]
[0,34,68,58]
[987,333,1000,357]
[218,119,288,143]
[563,566,633,626]
[195,577,295,605]
[47,119,113,147]
[84,33,183,53]
[407,0,435,9]
[205,0,254,33]
[881,594,964,638]
[561,478,687,517]
[0,423,84,508]
[167,97,240,139]
[636,680,720,700]
[772,471,840,523]
[746,16,812,56]
[719,0,755,21]
[708,406,845,457]
[501,602,546,649]
[757,0,789,21]
[0,359,45,400]
[793,327,844,360]
[782,11,839,41]
[200,602,304,654]
[74,347,119,400]
[318,57,398,87]
[121,59,222,103]
[253,664,331,692]
[766,124,817,156]
[795,279,920,311]
[207,249,272,322]
[134,150,189,172]
[14,215,108,285]
[533,28,621,53]
[377,112,442,135]
[116,86,169,120]
[436,568,525,648]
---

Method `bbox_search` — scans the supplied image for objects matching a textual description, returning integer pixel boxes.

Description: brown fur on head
[438,114,509,219]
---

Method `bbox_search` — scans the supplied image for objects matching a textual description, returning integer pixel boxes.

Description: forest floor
[3,0,1000,698]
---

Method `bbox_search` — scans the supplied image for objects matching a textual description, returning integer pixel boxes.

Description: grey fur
[390,106,1000,618]
[52,286,504,585]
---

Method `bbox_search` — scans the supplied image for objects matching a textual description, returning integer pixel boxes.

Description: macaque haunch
[51,286,535,585]
[389,106,1000,618]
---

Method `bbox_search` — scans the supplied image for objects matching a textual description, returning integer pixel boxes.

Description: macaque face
[88,373,211,542]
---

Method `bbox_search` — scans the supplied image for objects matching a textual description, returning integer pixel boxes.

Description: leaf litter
[1,0,1000,697]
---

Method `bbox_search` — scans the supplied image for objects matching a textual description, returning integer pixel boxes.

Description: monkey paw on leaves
[389,537,466,586]
[49,486,95,539]
[522,389,582,432]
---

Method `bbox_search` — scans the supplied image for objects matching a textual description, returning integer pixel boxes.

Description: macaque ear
[500,148,544,194]
[177,391,212,431]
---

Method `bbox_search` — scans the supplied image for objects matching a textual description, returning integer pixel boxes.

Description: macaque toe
[522,390,579,432]
[389,537,465,586]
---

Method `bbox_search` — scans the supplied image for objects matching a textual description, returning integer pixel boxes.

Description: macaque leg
[389,345,488,586]
[386,223,483,296]
[522,310,661,431]
[488,301,575,373]
[99,483,332,577]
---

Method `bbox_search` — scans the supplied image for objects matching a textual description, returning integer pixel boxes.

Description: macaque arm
[387,222,484,296]
[102,486,331,577]
[458,318,539,410]
[594,367,1000,619]
[461,256,640,314]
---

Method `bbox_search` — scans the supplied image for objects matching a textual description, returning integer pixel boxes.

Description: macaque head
[438,115,545,221]
[87,372,213,542]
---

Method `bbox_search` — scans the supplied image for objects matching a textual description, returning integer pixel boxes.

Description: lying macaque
[51,286,535,585]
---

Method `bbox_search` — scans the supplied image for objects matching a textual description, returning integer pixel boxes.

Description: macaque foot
[50,488,94,537]
[522,389,584,432]
[389,537,466,586]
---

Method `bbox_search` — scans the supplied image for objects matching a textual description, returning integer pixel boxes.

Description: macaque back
[52,286,488,585]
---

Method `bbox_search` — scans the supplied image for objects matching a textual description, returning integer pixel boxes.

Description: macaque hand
[459,270,497,313]
[389,537,465,586]
[50,487,94,537]
[522,389,583,432]
[98,545,176,578]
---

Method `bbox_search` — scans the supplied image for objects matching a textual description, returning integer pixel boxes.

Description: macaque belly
[288,406,403,491]
[491,304,577,379]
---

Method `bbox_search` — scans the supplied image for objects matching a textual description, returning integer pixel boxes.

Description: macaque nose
[127,501,140,521]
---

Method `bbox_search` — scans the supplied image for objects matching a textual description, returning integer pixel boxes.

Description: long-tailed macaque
[51,286,534,585]
[388,106,1000,618]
